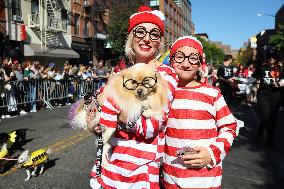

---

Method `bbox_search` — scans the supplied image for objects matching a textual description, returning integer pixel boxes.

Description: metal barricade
[0,79,100,109]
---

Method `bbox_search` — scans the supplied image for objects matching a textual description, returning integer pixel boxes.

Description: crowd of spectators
[0,57,111,120]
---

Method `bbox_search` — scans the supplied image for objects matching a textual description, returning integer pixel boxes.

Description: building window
[150,0,159,7]
[31,0,39,14]
[74,14,79,35]
[164,1,168,13]
[11,0,21,16]
[84,18,89,36]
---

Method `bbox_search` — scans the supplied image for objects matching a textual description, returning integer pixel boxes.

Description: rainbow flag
[158,50,170,65]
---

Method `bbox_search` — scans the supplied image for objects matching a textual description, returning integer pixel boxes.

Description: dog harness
[22,149,48,168]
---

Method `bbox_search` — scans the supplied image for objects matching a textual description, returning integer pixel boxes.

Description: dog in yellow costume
[17,148,52,181]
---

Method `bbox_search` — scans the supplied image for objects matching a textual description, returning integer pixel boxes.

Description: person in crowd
[89,6,178,189]
[235,64,245,77]
[0,59,10,120]
[217,55,235,107]
[12,63,27,115]
[23,61,37,112]
[93,60,109,90]
[113,56,129,73]
[252,50,284,148]
[162,36,237,189]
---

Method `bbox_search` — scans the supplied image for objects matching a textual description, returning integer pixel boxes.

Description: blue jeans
[29,83,36,111]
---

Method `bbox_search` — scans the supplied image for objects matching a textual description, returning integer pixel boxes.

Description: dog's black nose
[137,89,143,96]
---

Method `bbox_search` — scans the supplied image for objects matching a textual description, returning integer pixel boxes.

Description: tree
[269,24,284,59]
[235,47,253,66]
[108,0,150,57]
[196,36,225,67]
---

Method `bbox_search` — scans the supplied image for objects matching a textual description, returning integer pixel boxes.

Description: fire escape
[27,0,68,50]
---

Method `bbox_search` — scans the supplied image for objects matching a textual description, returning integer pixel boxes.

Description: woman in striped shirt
[90,6,178,189]
[162,36,237,189]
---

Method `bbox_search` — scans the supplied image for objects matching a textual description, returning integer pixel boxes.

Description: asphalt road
[0,105,284,189]
[0,107,97,189]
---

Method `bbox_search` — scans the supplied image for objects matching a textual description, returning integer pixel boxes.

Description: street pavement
[222,105,284,189]
[0,105,283,189]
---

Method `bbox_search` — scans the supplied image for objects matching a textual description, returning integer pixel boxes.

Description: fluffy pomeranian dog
[17,148,52,181]
[100,63,169,166]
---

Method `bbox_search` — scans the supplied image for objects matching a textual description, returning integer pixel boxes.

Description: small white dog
[17,148,52,181]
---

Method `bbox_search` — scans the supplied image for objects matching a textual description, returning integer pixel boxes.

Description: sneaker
[20,110,27,115]
[1,115,5,119]
[30,109,37,113]
[68,94,73,97]
[5,115,11,118]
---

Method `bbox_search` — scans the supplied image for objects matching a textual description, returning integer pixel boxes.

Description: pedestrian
[113,56,128,73]
[253,50,284,148]
[217,54,236,107]
[162,36,237,189]
[89,6,178,189]
[93,60,109,90]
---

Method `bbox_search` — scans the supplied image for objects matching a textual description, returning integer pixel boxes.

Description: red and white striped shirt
[163,84,237,189]
[90,65,178,189]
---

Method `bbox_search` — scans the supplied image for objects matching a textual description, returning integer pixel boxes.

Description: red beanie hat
[170,36,205,65]
[128,6,165,36]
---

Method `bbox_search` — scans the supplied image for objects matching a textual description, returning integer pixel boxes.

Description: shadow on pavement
[223,105,284,189]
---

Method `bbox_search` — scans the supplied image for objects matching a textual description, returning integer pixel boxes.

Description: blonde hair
[125,30,164,64]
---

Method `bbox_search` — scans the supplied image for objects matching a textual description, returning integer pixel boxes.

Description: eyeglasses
[172,51,201,65]
[123,75,157,90]
[133,26,161,41]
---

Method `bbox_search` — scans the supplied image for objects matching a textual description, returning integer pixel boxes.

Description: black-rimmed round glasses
[133,26,161,41]
[172,51,201,65]
[123,75,157,90]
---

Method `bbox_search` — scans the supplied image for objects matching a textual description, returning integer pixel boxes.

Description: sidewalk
[222,105,284,189]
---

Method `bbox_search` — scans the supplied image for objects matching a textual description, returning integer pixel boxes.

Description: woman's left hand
[181,146,212,168]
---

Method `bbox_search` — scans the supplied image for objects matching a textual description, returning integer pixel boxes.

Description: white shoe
[1,115,5,119]
[20,110,27,115]
[30,110,37,113]
[68,94,73,97]
[5,115,11,118]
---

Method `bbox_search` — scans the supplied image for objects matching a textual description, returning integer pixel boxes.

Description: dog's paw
[25,178,30,181]
[142,109,154,118]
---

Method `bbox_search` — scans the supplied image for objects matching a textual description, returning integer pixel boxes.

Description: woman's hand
[86,110,103,134]
[181,146,212,168]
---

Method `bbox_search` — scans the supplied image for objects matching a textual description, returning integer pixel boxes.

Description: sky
[191,0,284,50]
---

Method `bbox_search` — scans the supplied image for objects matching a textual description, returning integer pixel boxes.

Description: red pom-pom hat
[170,36,206,65]
[128,6,165,36]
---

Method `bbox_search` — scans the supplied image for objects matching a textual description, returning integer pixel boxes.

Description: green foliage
[236,47,253,66]
[196,36,225,66]
[108,0,150,57]
[269,24,284,58]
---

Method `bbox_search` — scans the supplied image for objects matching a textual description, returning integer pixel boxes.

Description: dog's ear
[18,150,29,163]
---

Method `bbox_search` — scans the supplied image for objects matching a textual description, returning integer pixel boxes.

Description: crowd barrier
[0,78,101,109]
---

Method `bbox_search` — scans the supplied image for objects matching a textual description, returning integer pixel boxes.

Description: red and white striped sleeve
[156,65,178,102]
[99,98,120,129]
[207,90,237,168]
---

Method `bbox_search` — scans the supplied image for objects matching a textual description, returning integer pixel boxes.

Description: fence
[0,79,100,109]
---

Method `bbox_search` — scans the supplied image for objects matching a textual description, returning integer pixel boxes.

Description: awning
[24,43,80,58]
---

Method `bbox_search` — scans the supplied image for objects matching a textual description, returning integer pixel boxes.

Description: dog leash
[0,157,18,161]
[93,92,146,178]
